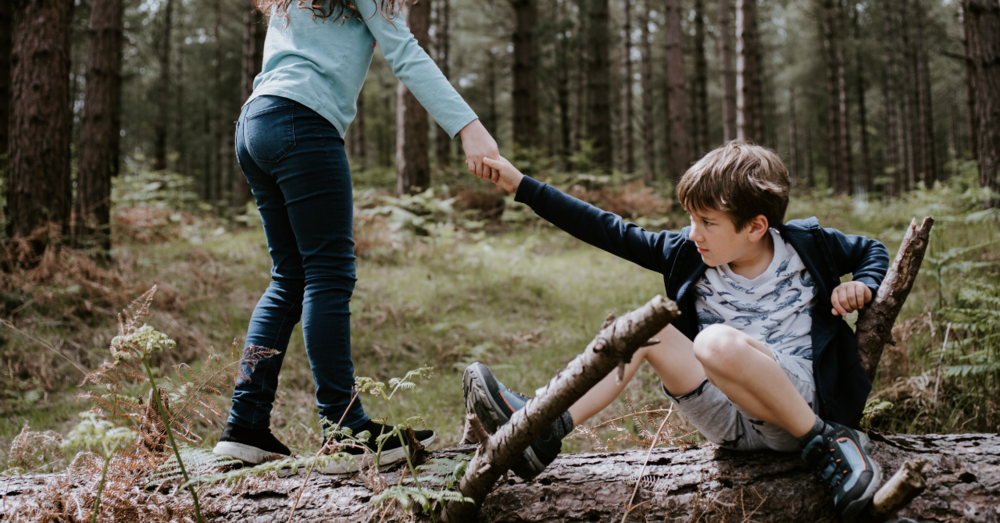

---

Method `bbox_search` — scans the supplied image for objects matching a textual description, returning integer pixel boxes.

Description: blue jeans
[227,95,369,431]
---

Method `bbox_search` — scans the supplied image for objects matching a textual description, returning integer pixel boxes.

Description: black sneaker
[463,362,568,480]
[318,420,435,475]
[801,421,883,518]
[212,422,291,464]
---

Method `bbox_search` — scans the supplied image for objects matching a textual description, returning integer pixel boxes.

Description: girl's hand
[481,156,523,193]
[459,119,500,182]
[831,281,873,316]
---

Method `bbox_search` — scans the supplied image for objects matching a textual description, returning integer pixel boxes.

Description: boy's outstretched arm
[480,156,680,275]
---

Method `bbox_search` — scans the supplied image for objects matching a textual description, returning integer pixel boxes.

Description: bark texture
[587,0,612,172]
[4,433,997,522]
[821,0,847,193]
[788,87,798,182]
[963,0,1000,203]
[0,0,10,157]
[75,0,123,251]
[718,0,736,143]
[511,0,537,149]
[7,0,74,242]
[153,0,173,172]
[664,0,688,182]
[639,0,655,178]
[693,0,709,156]
[959,1,979,162]
[434,0,451,169]
[622,0,634,173]
[735,0,763,143]
[395,0,431,195]
[882,0,900,195]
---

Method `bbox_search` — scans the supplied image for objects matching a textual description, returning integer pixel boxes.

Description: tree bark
[963,0,1000,205]
[913,0,936,187]
[900,0,919,191]
[434,0,451,170]
[821,0,845,193]
[622,0,634,173]
[693,0,709,156]
[959,1,979,162]
[0,0,10,159]
[396,0,431,195]
[241,0,265,105]
[557,33,571,169]
[5,432,995,522]
[805,124,815,187]
[882,0,900,196]
[640,0,655,178]
[175,1,187,177]
[587,0,612,172]
[735,0,763,143]
[511,0,537,149]
[6,0,74,245]
[718,0,736,143]
[153,0,173,172]
[853,6,872,195]
[788,87,798,183]
[664,0,688,182]
[213,0,223,203]
[351,86,367,171]
[75,0,123,252]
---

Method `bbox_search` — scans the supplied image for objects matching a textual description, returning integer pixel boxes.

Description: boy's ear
[747,215,770,242]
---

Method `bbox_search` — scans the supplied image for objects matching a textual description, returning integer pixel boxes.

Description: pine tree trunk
[487,49,497,137]
[395,0,431,195]
[788,87,798,183]
[838,31,852,194]
[153,0,172,172]
[693,0,708,155]
[622,0,634,173]
[0,0,11,158]
[434,0,451,170]
[75,0,123,252]
[914,5,937,187]
[241,0,265,104]
[959,1,979,162]
[806,125,815,187]
[853,7,872,194]
[900,0,919,191]
[735,0,762,143]
[640,0,655,178]
[718,0,736,143]
[882,0,900,196]
[664,0,688,182]
[557,34,571,169]
[821,0,844,193]
[213,0,223,203]
[587,0,612,172]
[964,0,1000,205]
[175,2,187,177]
[6,0,74,244]
[352,86,367,171]
[512,0,537,149]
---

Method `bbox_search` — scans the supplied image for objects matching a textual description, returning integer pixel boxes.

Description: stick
[859,459,927,523]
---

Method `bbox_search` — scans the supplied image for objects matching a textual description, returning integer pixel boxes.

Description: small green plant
[61,411,137,523]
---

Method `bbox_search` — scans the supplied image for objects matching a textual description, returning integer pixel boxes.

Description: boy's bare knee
[693,325,746,372]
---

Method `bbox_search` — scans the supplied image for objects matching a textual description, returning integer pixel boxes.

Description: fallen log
[2,432,995,522]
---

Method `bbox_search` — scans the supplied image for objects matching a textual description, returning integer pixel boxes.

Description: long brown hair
[255,0,402,25]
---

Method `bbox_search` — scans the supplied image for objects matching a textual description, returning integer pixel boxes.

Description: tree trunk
[0,0,11,159]
[693,0,708,156]
[900,0,919,191]
[912,0,933,187]
[838,40,852,194]
[351,86,367,171]
[959,1,979,162]
[75,0,123,252]
[853,7,872,195]
[735,0,763,143]
[241,0,265,105]
[882,0,900,196]
[175,1,187,177]
[622,0,634,173]
[964,0,1000,205]
[434,0,451,170]
[805,124,815,187]
[153,0,172,172]
[664,0,688,182]
[587,0,612,172]
[640,0,655,178]
[487,49,497,137]
[6,0,74,245]
[557,33,571,170]
[821,0,844,193]
[213,0,223,204]
[718,0,736,143]
[395,0,431,195]
[788,87,798,184]
[512,0,537,150]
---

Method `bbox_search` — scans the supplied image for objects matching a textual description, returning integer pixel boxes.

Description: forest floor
[1,165,998,473]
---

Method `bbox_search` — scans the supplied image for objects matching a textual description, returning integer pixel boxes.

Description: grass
[2,166,998,472]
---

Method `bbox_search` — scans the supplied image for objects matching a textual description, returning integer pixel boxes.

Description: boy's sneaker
[318,420,435,475]
[213,422,291,464]
[463,362,569,480]
[801,421,883,519]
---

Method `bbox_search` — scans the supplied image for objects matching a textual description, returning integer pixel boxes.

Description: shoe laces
[810,436,853,490]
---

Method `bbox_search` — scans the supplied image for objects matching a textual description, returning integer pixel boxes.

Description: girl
[213,0,499,474]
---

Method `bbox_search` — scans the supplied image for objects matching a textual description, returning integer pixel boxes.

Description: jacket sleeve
[359,2,477,138]
[821,227,890,292]
[515,176,683,274]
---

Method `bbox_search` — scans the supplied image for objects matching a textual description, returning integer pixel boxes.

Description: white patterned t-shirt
[694,228,817,359]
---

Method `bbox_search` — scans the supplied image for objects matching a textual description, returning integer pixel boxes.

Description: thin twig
[0,319,88,376]
[620,406,673,523]
[576,408,675,433]
[287,388,360,523]
[933,323,951,403]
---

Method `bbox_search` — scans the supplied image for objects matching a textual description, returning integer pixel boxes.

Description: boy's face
[687,208,766,267]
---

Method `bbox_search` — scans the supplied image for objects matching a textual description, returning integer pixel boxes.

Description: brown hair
[675,141,789,232]
[256,0,402,25]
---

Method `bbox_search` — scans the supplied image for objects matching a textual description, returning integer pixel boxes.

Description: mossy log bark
[2,432,997,522]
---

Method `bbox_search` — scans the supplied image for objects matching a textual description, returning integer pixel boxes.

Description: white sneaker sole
[318,433,436,475]
[213,441,290,464]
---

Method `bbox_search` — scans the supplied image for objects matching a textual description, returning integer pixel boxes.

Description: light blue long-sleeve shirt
[248,2,477,139]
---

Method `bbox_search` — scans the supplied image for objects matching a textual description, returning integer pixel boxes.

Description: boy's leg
[568,325,704,425]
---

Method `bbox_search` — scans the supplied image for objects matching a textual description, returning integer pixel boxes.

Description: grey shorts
[663,352,817,452]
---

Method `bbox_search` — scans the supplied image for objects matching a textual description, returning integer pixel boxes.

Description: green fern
[147,446,242,490]
[369,485,473,513]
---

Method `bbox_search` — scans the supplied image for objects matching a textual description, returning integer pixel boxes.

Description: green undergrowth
[2,164,998,473]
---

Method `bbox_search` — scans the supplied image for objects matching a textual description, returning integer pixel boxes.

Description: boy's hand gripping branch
[444,295,680,521]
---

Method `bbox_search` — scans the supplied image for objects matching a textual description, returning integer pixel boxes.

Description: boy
[463,142,889,518]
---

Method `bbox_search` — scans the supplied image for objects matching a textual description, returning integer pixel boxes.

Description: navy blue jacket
[515,176,890,425]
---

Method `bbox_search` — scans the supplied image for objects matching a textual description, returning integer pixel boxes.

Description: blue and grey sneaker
[463,362,572,480]
[801,421,883,518]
